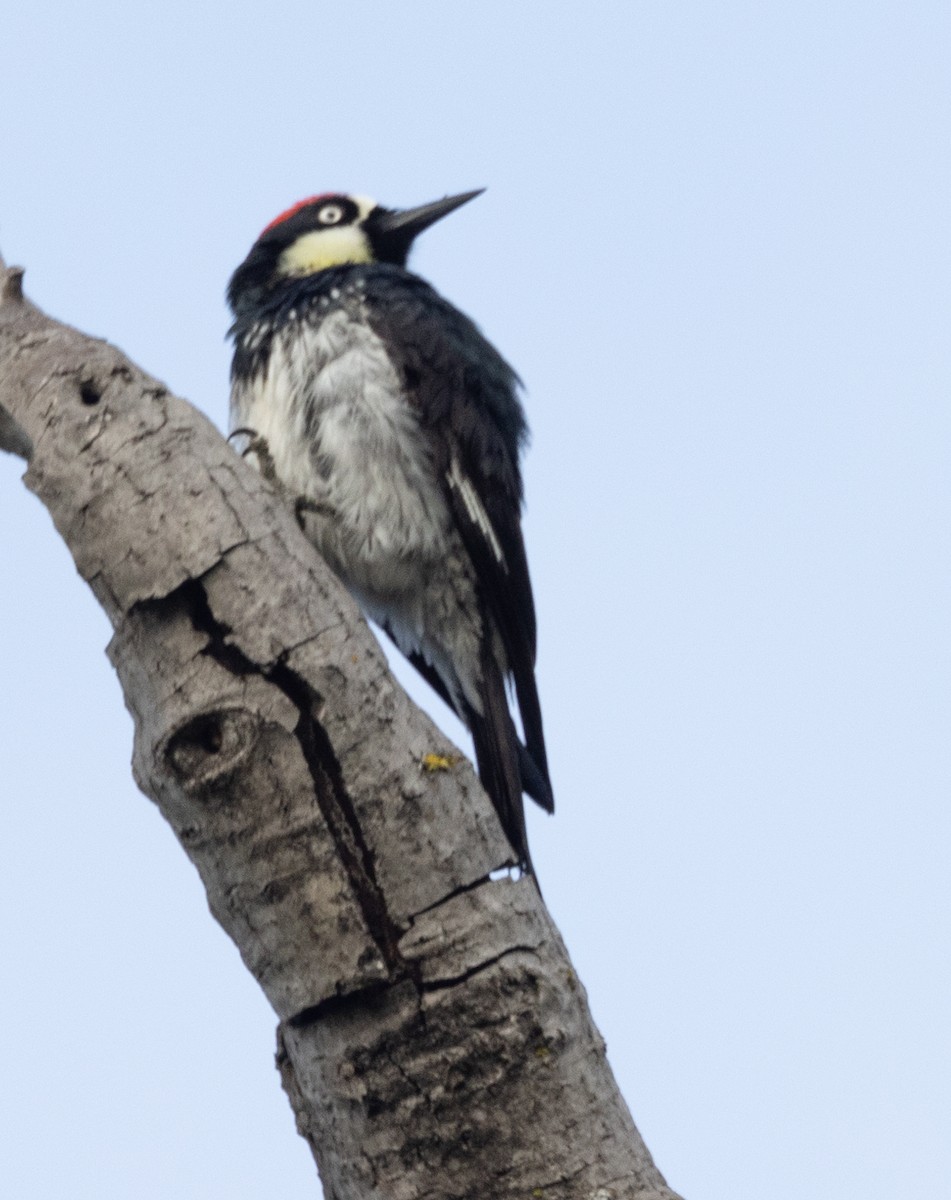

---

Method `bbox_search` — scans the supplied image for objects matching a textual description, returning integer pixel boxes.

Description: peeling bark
[0,254,683,1200]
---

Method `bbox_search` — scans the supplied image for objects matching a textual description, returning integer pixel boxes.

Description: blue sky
[2,4,949,1197]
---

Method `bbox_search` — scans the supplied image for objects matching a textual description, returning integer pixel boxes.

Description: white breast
[231,303,452,600]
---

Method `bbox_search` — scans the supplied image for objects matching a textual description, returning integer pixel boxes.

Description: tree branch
[0,254,682,1200]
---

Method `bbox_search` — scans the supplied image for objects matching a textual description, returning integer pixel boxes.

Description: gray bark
[0,255,683,1200]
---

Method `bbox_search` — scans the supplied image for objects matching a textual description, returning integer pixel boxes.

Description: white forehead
[352,195,376,220]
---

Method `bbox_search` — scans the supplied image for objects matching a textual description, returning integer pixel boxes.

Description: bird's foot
[293,494,336,532]
[229,426,280,484]
[230,429,334,533]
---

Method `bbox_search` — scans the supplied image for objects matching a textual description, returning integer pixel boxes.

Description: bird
[226,189,552,875]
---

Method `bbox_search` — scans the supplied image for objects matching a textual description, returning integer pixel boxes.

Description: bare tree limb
[0,253,683,1200]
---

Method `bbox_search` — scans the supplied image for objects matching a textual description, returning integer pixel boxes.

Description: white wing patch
[447,457,506,568]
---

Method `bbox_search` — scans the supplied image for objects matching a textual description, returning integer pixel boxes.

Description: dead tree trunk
[0,256,683,1200]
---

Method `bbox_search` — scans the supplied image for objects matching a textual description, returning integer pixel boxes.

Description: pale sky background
[1,4,949,1198]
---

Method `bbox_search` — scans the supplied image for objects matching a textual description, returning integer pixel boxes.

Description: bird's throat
[278,227,373,275]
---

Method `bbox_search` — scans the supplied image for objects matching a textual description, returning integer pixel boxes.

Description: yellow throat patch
[278,226,373,275]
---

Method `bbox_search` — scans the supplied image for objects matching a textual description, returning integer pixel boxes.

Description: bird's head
[227,189,483,315]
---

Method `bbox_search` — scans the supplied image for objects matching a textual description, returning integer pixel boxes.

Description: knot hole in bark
[79,379,102,406]
[164,707,257,794]
[77,363,136,407]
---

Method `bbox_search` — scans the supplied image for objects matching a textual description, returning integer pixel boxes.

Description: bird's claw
[294,495,336,531]
[230,427,280,484]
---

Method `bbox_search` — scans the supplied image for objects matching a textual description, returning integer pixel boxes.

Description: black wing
[364,267,553,816]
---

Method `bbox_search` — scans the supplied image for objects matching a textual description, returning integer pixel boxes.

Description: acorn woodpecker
[227,190,552,873]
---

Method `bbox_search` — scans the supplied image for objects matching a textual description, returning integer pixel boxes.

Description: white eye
[318,204,345,225]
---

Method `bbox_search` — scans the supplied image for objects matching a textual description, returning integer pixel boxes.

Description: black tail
[467,646,537,879]
[511,655,554,814]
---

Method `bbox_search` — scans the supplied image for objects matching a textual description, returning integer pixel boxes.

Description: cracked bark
[0,254,684,1200]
